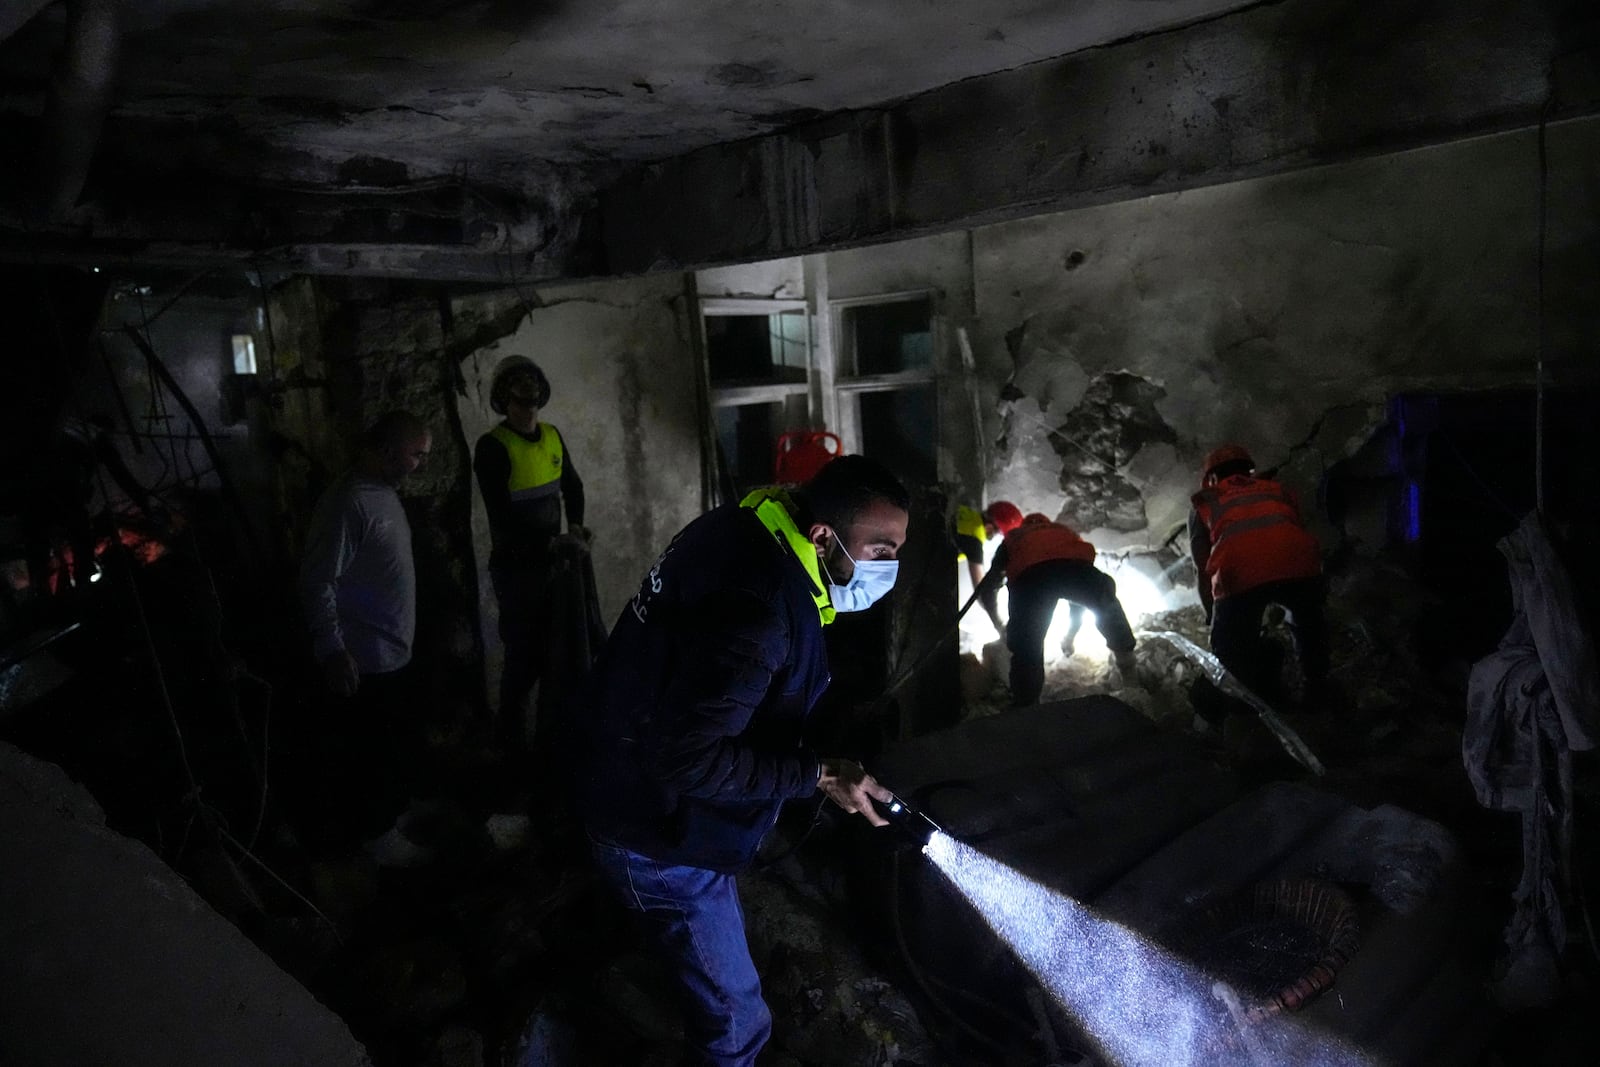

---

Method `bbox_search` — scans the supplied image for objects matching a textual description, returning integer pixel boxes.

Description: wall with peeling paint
[966,117,1600,581]
[676,117,1600,615]
[456,276,703,705]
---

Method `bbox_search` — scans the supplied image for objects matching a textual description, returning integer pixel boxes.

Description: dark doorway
[1394,387,1599,665]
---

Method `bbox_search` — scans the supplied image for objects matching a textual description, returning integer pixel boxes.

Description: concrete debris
[740,873,938,1066]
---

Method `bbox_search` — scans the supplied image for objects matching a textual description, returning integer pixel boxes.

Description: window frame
[829,289,941,461]
[698,297,817,494]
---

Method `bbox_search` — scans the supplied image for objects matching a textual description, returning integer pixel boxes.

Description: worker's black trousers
[490,561,554,755]
[1006,560,1136,706]
[1199,576,1330,722]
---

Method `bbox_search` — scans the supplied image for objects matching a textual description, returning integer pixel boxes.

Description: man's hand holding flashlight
[818,758,893,827]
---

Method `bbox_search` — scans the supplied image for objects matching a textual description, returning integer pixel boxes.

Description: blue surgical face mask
[823,527,899,612]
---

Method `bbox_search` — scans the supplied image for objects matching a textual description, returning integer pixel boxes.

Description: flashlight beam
[921,830,1370,1067]
[1211,981,1274,1066]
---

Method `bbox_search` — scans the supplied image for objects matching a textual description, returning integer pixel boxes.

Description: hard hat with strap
[985,500,1024,534]
[490,355,552,415]
[1201,443,1254,487]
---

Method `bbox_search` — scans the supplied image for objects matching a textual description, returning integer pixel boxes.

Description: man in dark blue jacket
[581,455,909,1067]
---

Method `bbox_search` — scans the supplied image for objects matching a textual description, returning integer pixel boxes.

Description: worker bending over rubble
[981,512,1137,706]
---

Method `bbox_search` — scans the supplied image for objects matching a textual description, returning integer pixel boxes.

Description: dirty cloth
[1465,511,1600,1005]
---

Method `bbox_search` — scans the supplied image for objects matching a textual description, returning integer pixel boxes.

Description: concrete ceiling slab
[3,0,1256,183]
[0,0,1591,282]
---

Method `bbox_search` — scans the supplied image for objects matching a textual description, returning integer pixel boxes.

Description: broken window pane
[706,312,808,385]
[844,298,932,375]
[715,394,811,493]
[230,334,257,375]
[860,386,936,486]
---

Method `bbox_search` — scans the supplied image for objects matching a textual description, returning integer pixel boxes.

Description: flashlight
[873,792,943,848]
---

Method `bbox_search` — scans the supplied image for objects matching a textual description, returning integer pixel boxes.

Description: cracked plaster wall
[456,277,702,707]
[959,116,1600,582]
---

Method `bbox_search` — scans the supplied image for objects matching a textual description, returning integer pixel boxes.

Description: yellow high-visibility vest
[489,422,564,502]
[954,504,987,560]
[740,488,835,626]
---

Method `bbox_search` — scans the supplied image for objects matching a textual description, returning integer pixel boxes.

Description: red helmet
[1021,512,1054,527]
[1201,444,1254,485]
[984,500,1024,533]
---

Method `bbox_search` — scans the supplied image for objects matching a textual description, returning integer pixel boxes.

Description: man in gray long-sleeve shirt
[297,411,431,852]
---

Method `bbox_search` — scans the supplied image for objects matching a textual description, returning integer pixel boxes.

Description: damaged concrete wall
[964,116,1600,579]
[455,276,703,705]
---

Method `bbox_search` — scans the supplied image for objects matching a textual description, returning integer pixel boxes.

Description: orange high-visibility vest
[1003,521,1095,579]
[1192,475,1320,600]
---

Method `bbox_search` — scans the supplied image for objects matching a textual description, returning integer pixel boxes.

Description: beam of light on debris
[921,832,1371,1067]
[957,555,1171,662]
[1042,559,1168,662]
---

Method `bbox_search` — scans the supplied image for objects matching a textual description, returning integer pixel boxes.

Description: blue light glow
[1402,481,1421,543]
[923,832,1370,1067]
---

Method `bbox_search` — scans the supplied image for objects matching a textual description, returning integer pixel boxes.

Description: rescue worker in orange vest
[473,355,589,755]
[982,513,1137,706]
[1188,444,1328,723]
[953,499,1023,634]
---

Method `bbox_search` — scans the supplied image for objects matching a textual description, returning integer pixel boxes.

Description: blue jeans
[589,838,772,1067]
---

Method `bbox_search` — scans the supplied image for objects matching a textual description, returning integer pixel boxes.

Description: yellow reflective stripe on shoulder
[490,423,564,494]
[740,488,835,626]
